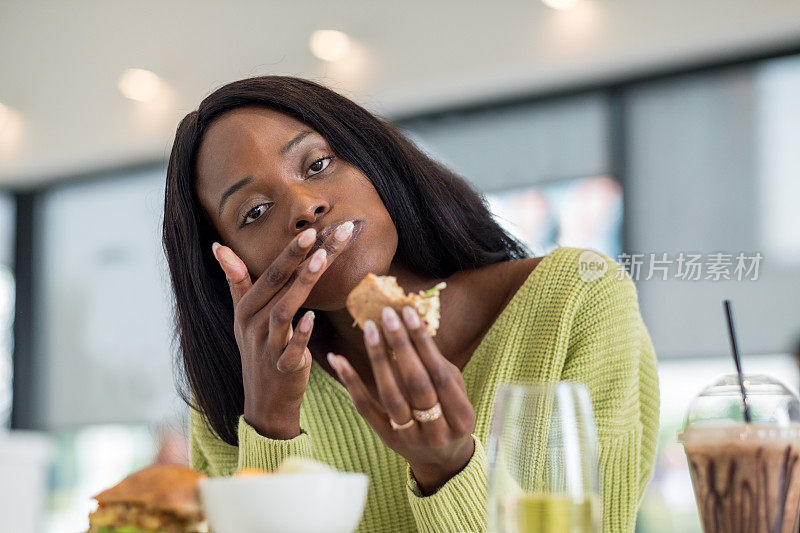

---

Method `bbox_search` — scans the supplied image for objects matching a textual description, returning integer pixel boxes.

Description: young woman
[162,75,659,532]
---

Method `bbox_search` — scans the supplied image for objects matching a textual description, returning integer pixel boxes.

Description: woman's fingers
[400,306,475,436]
[210,228,315,311]
[379,307,451,440]
[262,248,326,353]
[380,307,439,412]
[277,310,315,373]
[363,318,417,430]
[329,353,393,435]
[235,227,318,318]
[263,222,355,354]
[212,242,252,305]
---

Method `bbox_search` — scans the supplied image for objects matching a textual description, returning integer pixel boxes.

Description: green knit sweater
[189,247,660,532]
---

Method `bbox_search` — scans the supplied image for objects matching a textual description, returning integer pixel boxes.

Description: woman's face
[194,106,398,311]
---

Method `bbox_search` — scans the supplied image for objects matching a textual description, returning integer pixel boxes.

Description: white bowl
[199,472,369,533]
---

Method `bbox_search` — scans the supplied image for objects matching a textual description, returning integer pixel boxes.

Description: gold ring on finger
[412,401,442,423]
[389,417,416,430]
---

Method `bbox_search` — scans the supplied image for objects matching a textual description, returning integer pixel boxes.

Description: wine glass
[486,381,601,533]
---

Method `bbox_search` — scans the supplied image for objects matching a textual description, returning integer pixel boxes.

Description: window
[0,192,15,429]
[487,175,622,258]
[34,167,181,429]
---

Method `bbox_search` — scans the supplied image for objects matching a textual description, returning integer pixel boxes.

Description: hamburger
[88,464,207,533]
[346,273,447,336]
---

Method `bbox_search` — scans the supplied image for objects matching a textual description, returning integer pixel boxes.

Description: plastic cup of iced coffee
[678,374,800,533]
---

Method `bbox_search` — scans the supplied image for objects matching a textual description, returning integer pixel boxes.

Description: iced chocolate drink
[680,374,800,533]
[682,424,800,533]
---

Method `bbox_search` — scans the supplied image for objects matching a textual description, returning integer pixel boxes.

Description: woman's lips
[304,219,364,262]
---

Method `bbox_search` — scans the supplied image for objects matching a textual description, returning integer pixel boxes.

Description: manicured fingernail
[298,310,314,333]
[382,307,400,331]
[212,241,221,259]
[309,248,327,272]
[217,246,239,270]
[334,221,354,242]
[402,306,421,329]
[327,352,339,372]
[298,228,316,248]
[364,320,380,346]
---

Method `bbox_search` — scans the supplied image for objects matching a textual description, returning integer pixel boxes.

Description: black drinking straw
[724,299,752,423]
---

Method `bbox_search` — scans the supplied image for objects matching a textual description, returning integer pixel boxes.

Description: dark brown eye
[309,156,334,175]
[240,203,268,227]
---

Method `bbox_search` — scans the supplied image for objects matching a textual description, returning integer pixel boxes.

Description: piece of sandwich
[87,464,208,533]
[237,456,337,476]
[346,273,447,336]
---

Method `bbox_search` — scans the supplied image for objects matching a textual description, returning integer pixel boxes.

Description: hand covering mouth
[303,219,364,262]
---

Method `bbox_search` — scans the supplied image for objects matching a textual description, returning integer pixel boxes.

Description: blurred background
[1,1,799,531]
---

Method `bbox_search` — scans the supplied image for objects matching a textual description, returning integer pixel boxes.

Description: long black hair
[162,75,531,445]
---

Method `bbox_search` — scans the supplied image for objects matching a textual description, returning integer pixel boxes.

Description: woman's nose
[290,195,330,232]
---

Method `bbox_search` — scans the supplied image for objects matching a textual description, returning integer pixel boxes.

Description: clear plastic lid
[680,373,800,441]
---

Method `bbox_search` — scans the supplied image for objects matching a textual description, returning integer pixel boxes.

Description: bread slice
[346,273,446,336]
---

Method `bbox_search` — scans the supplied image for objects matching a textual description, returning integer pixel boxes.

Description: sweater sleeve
[560,255,660,533]
[236,415,315,471]
[188,408,315,476]
[404,432,488,533]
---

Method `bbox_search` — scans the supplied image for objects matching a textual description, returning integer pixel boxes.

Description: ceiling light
[0,102,24,154]
[309,30,352,62]
[542,0,580,10]
[118,68,162,102]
